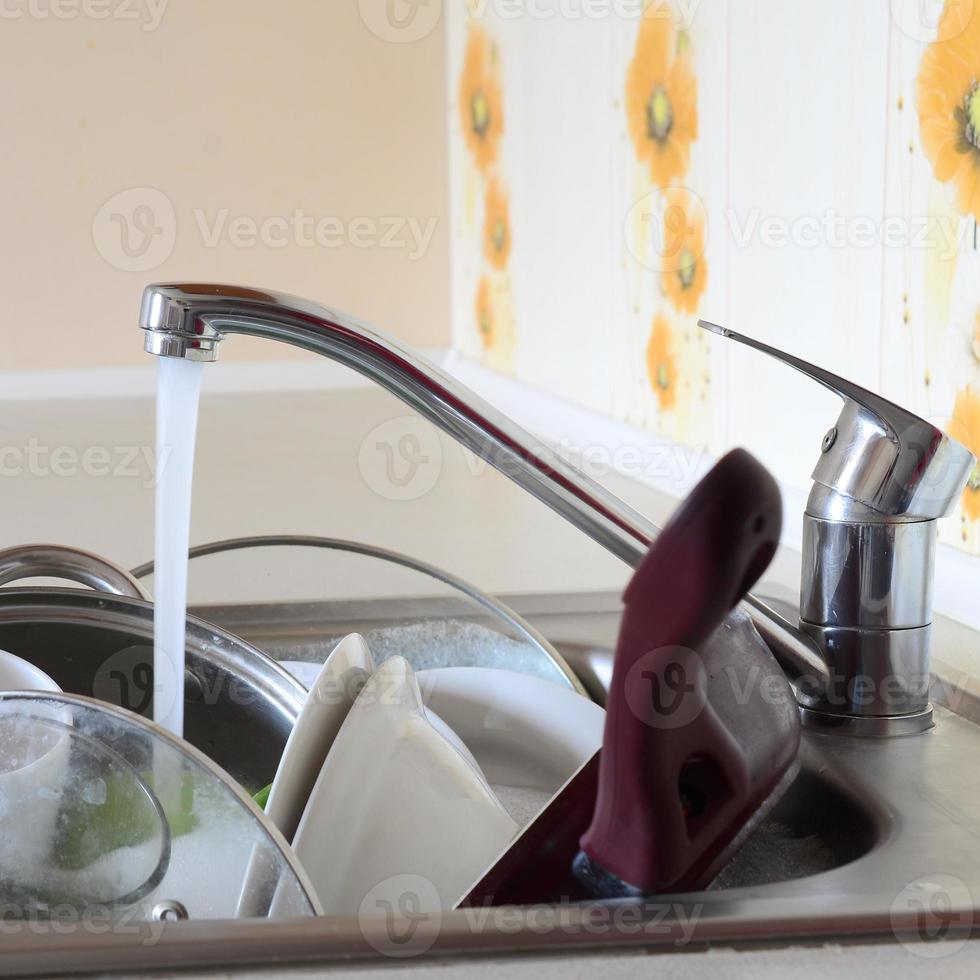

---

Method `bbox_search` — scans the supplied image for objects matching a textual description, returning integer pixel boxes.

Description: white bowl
[0,655,68,880]
[0,649,60,693]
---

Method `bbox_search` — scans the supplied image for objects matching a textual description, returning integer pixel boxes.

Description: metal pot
[0,546,305,792]
[0,540,588,792]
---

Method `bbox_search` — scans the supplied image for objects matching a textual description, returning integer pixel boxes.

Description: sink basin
[2,589,977,974]
[198,589,975,881]
[198,592,978,911]
[709,753,879,890]
[195,591,887,890]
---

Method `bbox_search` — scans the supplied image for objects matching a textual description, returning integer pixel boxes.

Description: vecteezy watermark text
[356,415,709,502]
[726,208,970,259]
[357,0,703,44]
[0,902,167,946]
[92,188,439,272]
[0,439,163,488]
[627,186,976,275]
[0,0,168,31]
[465,0,701,27]
[193,209,437,258]
[357,871,704,958]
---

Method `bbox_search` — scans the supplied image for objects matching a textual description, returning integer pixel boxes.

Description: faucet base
[799,703,934,737]
[799,620,932,717]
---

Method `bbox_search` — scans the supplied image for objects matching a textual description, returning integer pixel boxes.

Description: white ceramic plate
[291,656,518,915]
[280,660,606,832]
[265,634,375,841]
[417,667,604,828]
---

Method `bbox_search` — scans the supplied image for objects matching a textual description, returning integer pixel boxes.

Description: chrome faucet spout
[139,283,659,566]
[140,282,827,696]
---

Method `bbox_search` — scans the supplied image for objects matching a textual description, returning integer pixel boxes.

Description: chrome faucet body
[143,282,961,734]
[700,321,976,734]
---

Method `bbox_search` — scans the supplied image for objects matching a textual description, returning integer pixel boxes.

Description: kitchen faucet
[699,321,975,735]
[139,283,972,736]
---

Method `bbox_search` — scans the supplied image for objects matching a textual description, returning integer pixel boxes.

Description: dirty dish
[416,667,604,828]
[0,648,60,693]
[292,656,517,914]
[280,661,605,830]
[264,633,375,842]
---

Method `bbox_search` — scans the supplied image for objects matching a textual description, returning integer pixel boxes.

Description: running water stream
[154,358,205,737]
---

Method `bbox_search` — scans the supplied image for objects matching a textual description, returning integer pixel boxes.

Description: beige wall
[0,0,449,371]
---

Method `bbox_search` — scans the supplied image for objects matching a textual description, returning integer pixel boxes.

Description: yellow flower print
[646,313,678,411]
[660,188,708,313]
[483,176,512,270]
[625,8,698,188]
[916,1,980,221]
[475,276,495,350]
[950,385,980,521]
[459,28,504,174]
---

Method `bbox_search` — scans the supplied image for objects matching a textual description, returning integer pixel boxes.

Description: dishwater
[154,358,204,737]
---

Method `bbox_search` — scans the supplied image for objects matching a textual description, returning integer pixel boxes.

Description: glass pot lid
[0,692,320,923]
[133,535,583,692]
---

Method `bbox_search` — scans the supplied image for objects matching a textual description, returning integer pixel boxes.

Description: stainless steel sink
[2,590,977,976]
[192,591,884,890]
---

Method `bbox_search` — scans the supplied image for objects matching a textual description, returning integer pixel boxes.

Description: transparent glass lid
[0,693,319,922]
[133,535,582,691]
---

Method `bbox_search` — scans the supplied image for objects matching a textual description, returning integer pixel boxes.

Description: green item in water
[56,768,199,871]
[253,783,272,810]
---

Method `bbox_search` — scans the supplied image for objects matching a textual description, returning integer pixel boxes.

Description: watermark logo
[91,644,306,714]
[890,0,975,43]
[358,874,441,957]
[358,416,444,501]
[91,645,189,726]
[624,646,707,730]
[358,0,443,43]
[92,646,159,717]
[92,187,176,272]
[625,185,709,274]
[891,874,973,957]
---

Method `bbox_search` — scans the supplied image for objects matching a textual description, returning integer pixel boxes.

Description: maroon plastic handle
[459,448,786,907]
[578,448,783,893]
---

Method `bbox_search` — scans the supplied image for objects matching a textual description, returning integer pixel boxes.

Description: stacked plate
[272,635,604,914]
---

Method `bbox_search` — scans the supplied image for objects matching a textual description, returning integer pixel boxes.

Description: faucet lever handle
[698,320,976,520]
